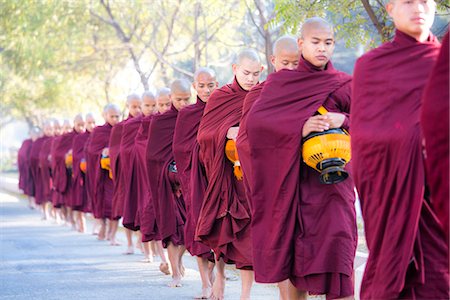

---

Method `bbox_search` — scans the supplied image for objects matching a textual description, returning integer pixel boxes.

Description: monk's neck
[398,29,431,43]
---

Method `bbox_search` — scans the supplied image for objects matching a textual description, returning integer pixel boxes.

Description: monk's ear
[270,55,276,67]
[297,38,304,50]
[386,2,394,17]
[260,65,264,72]
[232,63,238,75]
[215,81,219,88]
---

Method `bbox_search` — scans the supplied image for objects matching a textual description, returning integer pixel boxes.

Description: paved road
[0,174,366,299]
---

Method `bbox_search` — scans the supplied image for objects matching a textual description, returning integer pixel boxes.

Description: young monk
[246,18,357,299]
[352,1,449,298]
[147,80,191,287]
[196,49,263,300]
[18,128,40,208]
[138,89,171,269]
[236,35,299,300]
[173,68,218,299]
[86,104,121,241]
[109,94,142,250]
[36,121,55,219]
[421,30,449,241]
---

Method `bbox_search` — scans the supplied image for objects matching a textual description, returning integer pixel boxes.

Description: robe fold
[173,98,213,260]
[147,105,185,247]
[351,30,448,299]
[87,123,113,219]
[421,30,449,240]
[38,137,54,204]
[29,136,48,203]
[196,78,252,269]
[120,115,142,231]
[18,139,33,195]
[246,57,356,298]
[72,131,91,212]
[135,115,159,242]
[52,131,77,208]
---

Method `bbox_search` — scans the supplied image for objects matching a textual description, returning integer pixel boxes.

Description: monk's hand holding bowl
[226,126,240,141]
[324,112,345,129]
[102,147,109,157]
[302,115,330,137]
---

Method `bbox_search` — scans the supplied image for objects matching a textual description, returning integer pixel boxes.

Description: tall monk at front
[196,49,263,300]
[246,18,357,299]
[173,67,218,299]
[352,0,449,298]
[147,80,191,287]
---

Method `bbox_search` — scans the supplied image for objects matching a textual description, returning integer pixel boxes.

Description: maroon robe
[72,131,91,212]
[52,131,77,208]
[173,98,213,260]
[147,105,185,247]
[135,115,159,241]
[352,30,448,299]
[421,31,449,240]
[30,137,48,199]
[84,133,95,214]
[87,123,113,219]
[196,78,252,269]
[18,139,34,196]
[33,136,51,204]
[50,136,63,207]
[109,118,127,220]
[246,57,356,298]
[38,137,54,204]
[120,115,142,230]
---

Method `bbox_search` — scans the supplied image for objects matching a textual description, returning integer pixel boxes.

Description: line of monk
[17,6,448,300]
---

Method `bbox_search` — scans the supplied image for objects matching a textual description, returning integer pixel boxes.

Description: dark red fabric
[109,118,127,220]
[421,30,449,240]
[87,123,113,219]
[246,57,356,298]
[352,30,448,299]
[50,136,64,207]
[120,115,142,230]
[51,131,77,207]
[29,137,48,198]
[146,105,185,247]
[135,115,159,242]
[18,139,33,194]
[173,98,212,259]
[72,131,91,212]
[33,136,51,204]
[83,133,95,214]
[37,137,54,204]
[196,78,253,269]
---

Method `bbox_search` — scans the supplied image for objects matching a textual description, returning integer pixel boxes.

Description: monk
[235,36,299,299]
[71,114,91,233]
[109,94,142,251]
[18,127,40,208]
[86,104,121,241]
[352,1,449,298]
[421,30,449,241]
[196,49,263,300]
[147,80,190,287]
[246,18,357,299]
[173,67,218,299]
[138,89,171,269]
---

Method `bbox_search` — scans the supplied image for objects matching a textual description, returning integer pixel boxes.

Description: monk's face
[53,123,62,136]
[127,99,142,118]
[43,124,53,136]
[299,27,335,69]
[171,91,191,111]
[105,109,120,126]
[387,0,435,40]
[271,48,300,72]
[62,122,73,134]
[85,116,96,132]
[157,95,172,114]
[141,96,156,116]
[193,73,218,103]
[233,58,263,91]
[73,118,85,133]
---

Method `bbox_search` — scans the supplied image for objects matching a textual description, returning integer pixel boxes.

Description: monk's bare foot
[110,240,121,246]
[194,287,212,299]
[211,275,225,300]
[167,276,182,288]
[180,264,185,277]
[140,256,153,263]
[123,246,134,255]
[159,262,171,275]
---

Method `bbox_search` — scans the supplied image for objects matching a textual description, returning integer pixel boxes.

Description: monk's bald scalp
[236,48,261,65]
[300,17,334,39]
[103,103,120,114]
[273,35,299,55]
[157,87,171,98]
[85,112,95,121]
[126,93,141,104]
[194,67,216,81]
[142,91,155,100]
[74,113,84,123]
[171,79,191,94]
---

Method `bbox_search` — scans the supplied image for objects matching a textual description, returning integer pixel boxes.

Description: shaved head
[141,91,157,116]
[85,113,96,132]
[233,48,263,91]
[62,119,73,134]
[300,17,334,39]
[271,35,300,71]
[273,35,298,55]
[193,67,218,103]
[194,67,216,81]
[156,87,172,114]
[103,103,121,126]
[73,114,85,133]
[170,79,191,111]
[43,119,54,136]
[126,93,142,117]
[236,48,261,65]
